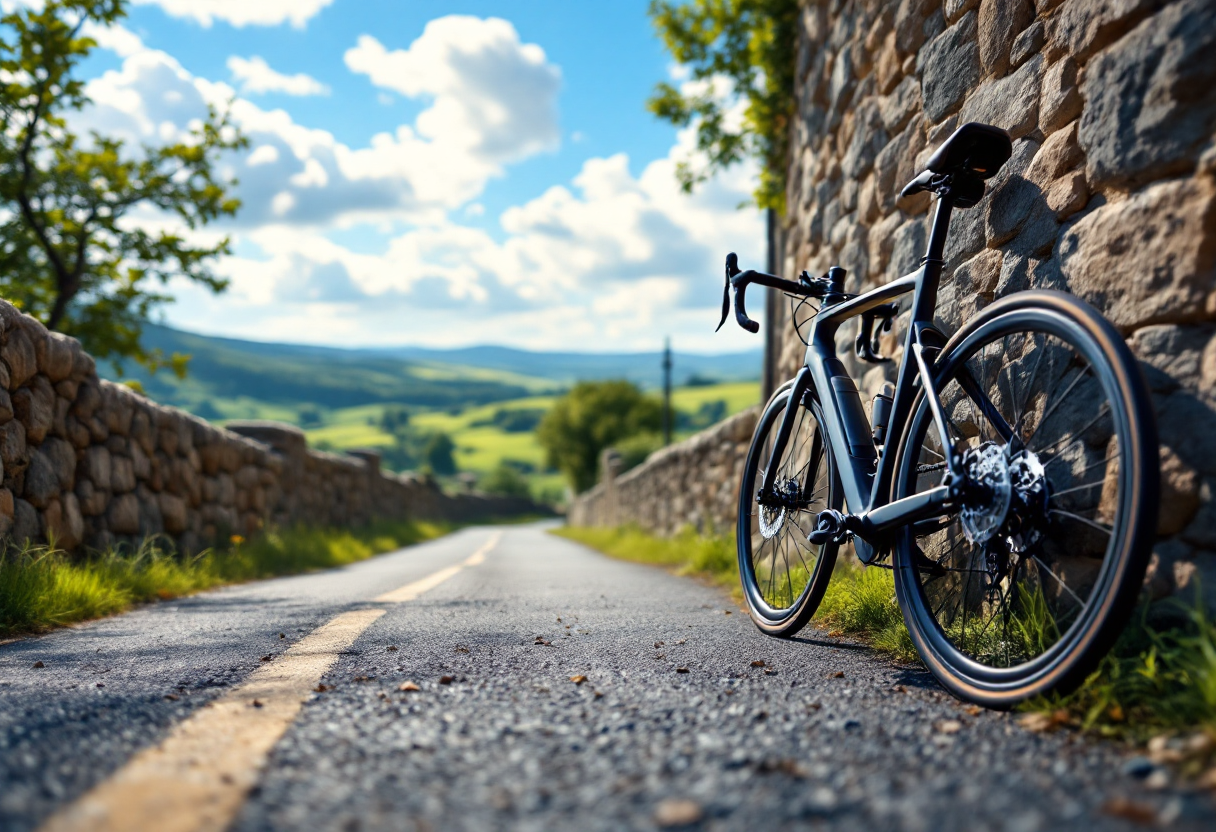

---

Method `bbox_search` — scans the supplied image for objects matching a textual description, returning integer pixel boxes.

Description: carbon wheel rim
[897,309,1138,685]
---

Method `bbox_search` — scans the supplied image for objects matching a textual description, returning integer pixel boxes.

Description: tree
[646,0,798,212]
[0,0,246,374]
[423,432,457,476]
[536,380,662,492]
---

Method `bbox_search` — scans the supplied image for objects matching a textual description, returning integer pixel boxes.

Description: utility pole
[662,337,672,446]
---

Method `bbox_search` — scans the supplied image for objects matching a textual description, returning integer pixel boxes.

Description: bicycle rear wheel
[738,381,842,637]
[892,291,1158,706]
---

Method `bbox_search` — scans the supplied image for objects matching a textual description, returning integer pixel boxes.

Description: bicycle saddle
[900,122,1012,207]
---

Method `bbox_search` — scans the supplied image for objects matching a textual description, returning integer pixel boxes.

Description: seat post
[911,194,954,323]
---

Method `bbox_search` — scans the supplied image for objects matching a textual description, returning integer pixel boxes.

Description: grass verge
[557,523,1216,746]
[0,519,447,638]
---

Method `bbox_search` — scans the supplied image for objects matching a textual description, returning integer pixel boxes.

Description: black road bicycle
[718,123,1159,707]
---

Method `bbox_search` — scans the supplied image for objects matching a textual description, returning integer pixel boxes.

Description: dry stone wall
[569,0,1216,610]
[567,408,758,536]
[774,0,1216,605]
[0,300,539,554]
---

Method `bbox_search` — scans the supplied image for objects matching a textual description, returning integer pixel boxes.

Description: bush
[479,463,531,498]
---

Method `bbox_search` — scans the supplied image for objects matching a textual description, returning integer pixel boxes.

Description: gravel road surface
[1,522,1212,831]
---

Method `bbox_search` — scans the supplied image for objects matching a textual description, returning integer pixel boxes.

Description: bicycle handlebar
[717,253,842,334]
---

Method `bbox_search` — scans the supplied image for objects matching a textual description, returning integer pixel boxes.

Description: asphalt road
[1,522,1212,831]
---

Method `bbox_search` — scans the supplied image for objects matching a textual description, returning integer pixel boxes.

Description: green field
[299,381,760,500]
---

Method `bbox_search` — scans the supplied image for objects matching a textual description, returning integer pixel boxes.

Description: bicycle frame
[760,196,965,564]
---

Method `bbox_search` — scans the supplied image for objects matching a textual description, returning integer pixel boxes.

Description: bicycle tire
[737,381,843,637]
[891,290,1158,707]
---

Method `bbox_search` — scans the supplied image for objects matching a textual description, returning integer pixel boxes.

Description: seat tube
[760,367,812,495]
[910,196,953,323]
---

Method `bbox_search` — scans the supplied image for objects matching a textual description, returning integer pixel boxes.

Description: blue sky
[67,0,765,352]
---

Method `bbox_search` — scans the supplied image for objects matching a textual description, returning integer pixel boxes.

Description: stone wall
[567,408,758,536]
[0,300,542,554]
[773,0,1216,604]
[569,0,1216,608]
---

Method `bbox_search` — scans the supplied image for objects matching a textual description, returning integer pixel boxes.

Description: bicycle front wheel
[892,291,1158,707]
[738,381,842,637]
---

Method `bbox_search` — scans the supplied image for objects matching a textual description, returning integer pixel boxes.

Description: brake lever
[716,252,741,332]
[856,302,900,364]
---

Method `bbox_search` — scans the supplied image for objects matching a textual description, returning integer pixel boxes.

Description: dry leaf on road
[654,798,702,827]
[937,720,963,735]
[676,667,690,674]
[750,660,766,668]
[1101,797,1157,825]
[439,675,454,685]
[1018,710,1070,733]
[570,675,588,685]
[398,682,421,692]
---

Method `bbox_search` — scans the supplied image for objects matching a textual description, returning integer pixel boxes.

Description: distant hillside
[105,325,761,419]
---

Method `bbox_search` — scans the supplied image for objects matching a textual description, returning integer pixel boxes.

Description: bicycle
[718,122,1159,707]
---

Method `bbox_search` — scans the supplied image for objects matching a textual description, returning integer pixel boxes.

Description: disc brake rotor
[757,476,799,540]
[959,443,1012,544]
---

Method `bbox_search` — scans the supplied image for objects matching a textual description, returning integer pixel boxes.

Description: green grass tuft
[0,519,446,637]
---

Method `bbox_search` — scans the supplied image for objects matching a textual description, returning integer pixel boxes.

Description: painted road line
[375,531,500,601]
[38,532,501,832]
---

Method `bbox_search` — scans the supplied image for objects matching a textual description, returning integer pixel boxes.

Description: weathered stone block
[1159,446,1201,535]
[1058,177,1216,329]
[1009,19,1045,69]
[1039,58,1081,136]
[1079,0,1216,190]
[159,492,188,534]
[978,0,1034,78]
[918,11,980,122]
[1049,0,1157,61]
[958,54,1042,139]
[110,455,136,494]
[107,493,140,535]
[12,497,38,543]
[2,326,37,390]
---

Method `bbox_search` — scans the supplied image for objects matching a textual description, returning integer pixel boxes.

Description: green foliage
[677,399,728,432]
[0,520,446,636]
[647,0,799,211]
[380,406,412,435]
[478,462,532,499]
[553,524,737,585]
[0,0,246,375]
[536,380,662,492]
[817,562,919,663]
[423,432,457,475]
[471,407,546,433]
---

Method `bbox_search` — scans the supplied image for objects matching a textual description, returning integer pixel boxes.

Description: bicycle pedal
[808,509,849,546]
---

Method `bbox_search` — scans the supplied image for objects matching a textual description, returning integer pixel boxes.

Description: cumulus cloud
[131,0,333,28]
[77,17,563,228]
[227,56,329,96]
[344,17,561,163]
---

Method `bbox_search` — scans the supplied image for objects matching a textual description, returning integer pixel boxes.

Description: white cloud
[82,21,145,57]
[227,56,329,96]
[131,0,333,28]
[75,19,563,229]
[344,17,561,164]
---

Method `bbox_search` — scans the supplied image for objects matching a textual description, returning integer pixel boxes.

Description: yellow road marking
[38,532,501,832]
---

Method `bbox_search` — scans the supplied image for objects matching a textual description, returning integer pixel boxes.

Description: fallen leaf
[31,661,44,669]
[750,660,766,668]
[353,675,374,682]
[399,682,421,692]
[1107,703,1124,722]
[455,646,469,654]
[570,675,588,685]
[1017,710,1070,733]
[675,639,686,645]
[439,675,454,685]
[377,692,388,700]
[534,637,551,646]
[806,702,822,711]
[164,694,179,701]
[387,646,398,652]
[828,671,845,679]
[556,617,562,622]
[827,629,844,638]
[723,610,732,615]
[314,684,330,692]
[655,653,666,660]
[278,633,285,639]
[937,720,963,735]
[964,705,982,716]
[1101,797,1157,825]
[655,641,665,648]
[763,668,777,676]
[756,758,806,778]
[251,699,263,708]
[890,685,907,693]
[593,690,604,699]
[676,667,690,674]
[96,682,105,688]
[260,655,273,662]
[724,689,734,696]
[654,798,702,827]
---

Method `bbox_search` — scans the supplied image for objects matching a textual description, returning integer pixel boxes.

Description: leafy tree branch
[647,0,798,213]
